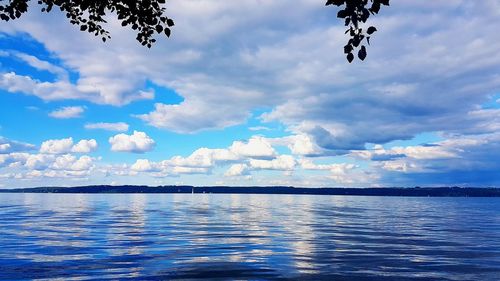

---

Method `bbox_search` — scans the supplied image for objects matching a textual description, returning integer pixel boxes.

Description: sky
[1,0,500,188]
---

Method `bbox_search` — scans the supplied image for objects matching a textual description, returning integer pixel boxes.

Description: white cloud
[109,131,156,153]
[224,163,249,177]
[171,166,209,175]
[49,106,85,119]
[169,147,238,168]
[162,136,278,171]
[51,154,94,171]
[0,153,30,168]
[229,136,276,159]
[13,52,68,80]
[84,122,129,132]
[299,158,337,170]
[248,126,271,131]
[130,159,160,172]
[0,55,154,105]
[135,89,255,133]
[25,154,54,170]
[70,155,94,171]
[39,137,97,154]
[0,72,96,103]
[0,137,35,154]
[270,134,324,156]
[0,150,96,182]
[40,138,74,154]
[249,155,296,171]
[71,139,98,153]
[298,158,378,185]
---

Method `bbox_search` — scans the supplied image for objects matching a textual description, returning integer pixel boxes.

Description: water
[1,194,500,280]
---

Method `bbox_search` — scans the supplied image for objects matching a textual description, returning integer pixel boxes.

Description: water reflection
[0,194,500,280]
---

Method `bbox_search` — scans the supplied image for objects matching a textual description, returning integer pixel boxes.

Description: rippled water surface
[1,194,500,280]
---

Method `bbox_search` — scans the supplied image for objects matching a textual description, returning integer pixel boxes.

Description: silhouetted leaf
[326,0,344,6]
[325,0,389,62]
[347,53,354,63]
[367,26,377,34]
[344,44,352,54]
[337,9,348,18]
[358,45,367,60]
[352,36,361,47]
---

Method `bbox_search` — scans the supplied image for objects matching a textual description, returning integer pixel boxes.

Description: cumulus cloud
[39,138,74,154]
[71,139,98,153]
[163,136,276,170]
[270,134,324,156]
[171,166,210,175]
[109,131,156,153]
[224,164,249,177]
[130,159,161,172]
[169,147,238,168]
[229,136,276,159]
[84,122,129,132]
[116,136,299,178]
[0,153,30,169]
[39,137,98,154]
[51,154,94,171]
[299,158,377,185]
[0,150,97,183]
[249,155,296,171]
[25,153,55,170]
[299,158,339,170]
[49,106,85,119]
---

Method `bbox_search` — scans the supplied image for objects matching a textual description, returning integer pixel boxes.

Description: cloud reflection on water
[0,194,500,280]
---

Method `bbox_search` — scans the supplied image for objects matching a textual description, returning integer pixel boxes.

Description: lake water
[1,193,500,280]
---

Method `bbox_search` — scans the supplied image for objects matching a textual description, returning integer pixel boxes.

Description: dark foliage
[0,0,174,48]
[326,0,389,62]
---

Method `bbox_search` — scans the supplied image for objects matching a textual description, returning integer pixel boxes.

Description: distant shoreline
[1,185,500,197]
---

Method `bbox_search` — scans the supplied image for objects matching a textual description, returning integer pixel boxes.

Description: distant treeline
[1,185,500,197]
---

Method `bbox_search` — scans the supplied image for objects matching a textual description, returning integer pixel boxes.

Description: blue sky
[1,1,500,188]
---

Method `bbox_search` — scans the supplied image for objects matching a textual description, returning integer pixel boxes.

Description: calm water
[1,194,500,280]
